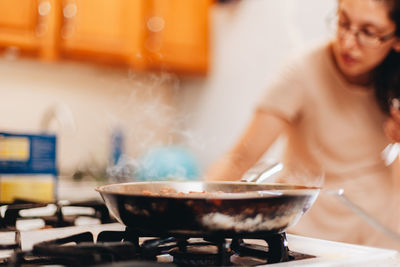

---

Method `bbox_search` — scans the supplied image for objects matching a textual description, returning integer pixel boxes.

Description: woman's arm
[204,110,288,181]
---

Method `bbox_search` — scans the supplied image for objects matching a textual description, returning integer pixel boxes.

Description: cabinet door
[145,0,212,74]
[0,0,60,60]
[60,0,146,67]
[0,0,38,49]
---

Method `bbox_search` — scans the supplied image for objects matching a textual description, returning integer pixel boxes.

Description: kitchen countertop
[281,234,400,266]
[56,179,107,202]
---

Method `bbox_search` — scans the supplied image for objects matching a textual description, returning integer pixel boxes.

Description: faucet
[40,103,76,134]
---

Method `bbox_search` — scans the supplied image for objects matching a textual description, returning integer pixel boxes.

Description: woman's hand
[204,110,288,181]
[384,99,400,142]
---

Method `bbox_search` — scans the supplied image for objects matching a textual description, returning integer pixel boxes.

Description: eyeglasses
[327,15,396,48]
[337,20,395,48]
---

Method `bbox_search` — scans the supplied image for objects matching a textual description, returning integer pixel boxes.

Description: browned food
[142,187,225,197]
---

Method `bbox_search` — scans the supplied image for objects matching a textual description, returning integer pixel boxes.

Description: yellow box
[0,176,55,203]
[0,136,30,161]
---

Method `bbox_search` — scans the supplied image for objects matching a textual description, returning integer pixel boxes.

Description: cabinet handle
[63,3,77,18]
[62,3,77,39]
[38,1,51,16]
[36,1,51,37]
[147,16,165,32]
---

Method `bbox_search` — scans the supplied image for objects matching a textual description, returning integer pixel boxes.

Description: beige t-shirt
[258,41,400,250]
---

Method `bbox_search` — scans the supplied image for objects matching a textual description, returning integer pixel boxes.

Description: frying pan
[96,181,319,237]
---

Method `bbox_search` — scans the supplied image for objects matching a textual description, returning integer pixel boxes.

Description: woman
[206,0,400,249]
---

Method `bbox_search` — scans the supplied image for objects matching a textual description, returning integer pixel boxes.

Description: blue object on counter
[111,128,124,165]
[0,132,57,176]
[137,146,200,181]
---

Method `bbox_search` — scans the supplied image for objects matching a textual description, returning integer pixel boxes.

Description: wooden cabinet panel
[0,0,39,49]
[0,0,211,74]
[146,0,211,73]
[0,0,61,60]
[0,0,37,30]
[60,0,146,67]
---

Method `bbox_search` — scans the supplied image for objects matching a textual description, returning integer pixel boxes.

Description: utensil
[241,162,284,183]
[96,181,320,236]
[243,162,400,243]
[325,188,400,243]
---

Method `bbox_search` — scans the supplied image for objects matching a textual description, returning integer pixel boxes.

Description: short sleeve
[256,61,306,123]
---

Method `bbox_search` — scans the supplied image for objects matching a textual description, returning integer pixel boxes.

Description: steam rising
[104,70,204,182]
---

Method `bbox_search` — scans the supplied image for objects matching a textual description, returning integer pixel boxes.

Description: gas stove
[0,222,399,266]
[0,200,114,231]
[0,201,399,266]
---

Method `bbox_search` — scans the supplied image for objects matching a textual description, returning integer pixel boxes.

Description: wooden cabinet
[0,0,38,49]
[0,0,61,60]
[145,0,211,73]
[60,0,147,68]
[0,0,212,74]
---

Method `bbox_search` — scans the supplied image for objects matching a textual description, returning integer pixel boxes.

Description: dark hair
[374,0,400,114]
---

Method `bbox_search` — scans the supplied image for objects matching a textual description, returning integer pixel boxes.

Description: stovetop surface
[2,225,307,266]
[1,223,399,266]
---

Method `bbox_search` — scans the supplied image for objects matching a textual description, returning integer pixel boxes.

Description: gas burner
[10,232,136,266]
[0,231,20,251]
[0,200,115,231]
[4,227,313,266]
[4,231,172,267]
[231,233,290,263]
[0,201,46,231]
[1,223,398,266]
[98,228,315,266]
[169,239,232,266]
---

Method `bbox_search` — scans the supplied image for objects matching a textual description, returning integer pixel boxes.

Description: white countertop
[56,179,105,201]
[280,234,400,266]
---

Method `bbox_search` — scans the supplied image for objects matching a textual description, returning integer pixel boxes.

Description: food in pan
[142,187,225,197]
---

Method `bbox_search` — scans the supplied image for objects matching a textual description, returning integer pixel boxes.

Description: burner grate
[3,227,315,266]
[6,231,137,266]
[170,240,232,266]
[0,231,20,251]
[231,233,290,263]
[95,228,309,266]
[0,200,115,232]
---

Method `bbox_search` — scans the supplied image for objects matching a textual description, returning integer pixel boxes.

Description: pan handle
[242,163,400,243]
[240,162,284,183]
[324,189,400,244]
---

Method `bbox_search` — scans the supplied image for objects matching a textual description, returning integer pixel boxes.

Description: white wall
[0,59,179,176]
[178,0,336,172]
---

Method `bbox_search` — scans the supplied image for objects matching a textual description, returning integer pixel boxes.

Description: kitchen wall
[0,58,181,177]
[0,0,336,179]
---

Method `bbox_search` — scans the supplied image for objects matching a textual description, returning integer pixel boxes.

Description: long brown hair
[374,0,400,113]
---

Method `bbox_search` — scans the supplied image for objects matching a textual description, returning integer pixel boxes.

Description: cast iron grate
[3,227,315,266]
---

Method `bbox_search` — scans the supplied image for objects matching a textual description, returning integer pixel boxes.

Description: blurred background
[0,0,335,201]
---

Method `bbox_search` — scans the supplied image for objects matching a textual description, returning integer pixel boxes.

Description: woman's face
[332,0,399,81]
